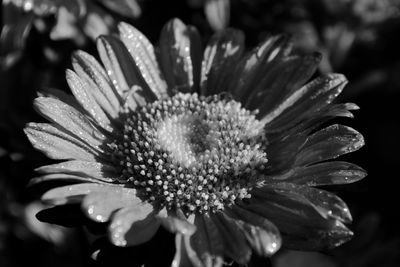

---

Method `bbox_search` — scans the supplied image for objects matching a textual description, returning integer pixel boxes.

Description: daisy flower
[24,18,366,266]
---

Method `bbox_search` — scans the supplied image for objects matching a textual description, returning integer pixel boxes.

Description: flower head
[25,18,366,266]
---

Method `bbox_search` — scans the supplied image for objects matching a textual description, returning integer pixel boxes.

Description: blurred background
[1,0,400,266]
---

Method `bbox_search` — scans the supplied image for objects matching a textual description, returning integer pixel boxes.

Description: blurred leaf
[23,201,69,245]
[205,0,230,31]
[352,0,400,24]
[81,4,115,41]
[50,6,83,42]
[95,0,142,18]
[1,0,120,68]
[0,3,34,69]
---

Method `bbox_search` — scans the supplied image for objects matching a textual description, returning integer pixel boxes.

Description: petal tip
[118,21,137,36]
[108,221,128,247]
[168,18,185,27]
[328,73,348,87]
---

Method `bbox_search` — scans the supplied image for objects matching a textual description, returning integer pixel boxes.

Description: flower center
[111,93,268,215]
[155,114,212,168]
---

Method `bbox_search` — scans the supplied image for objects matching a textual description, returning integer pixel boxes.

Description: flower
[24,18,366,266]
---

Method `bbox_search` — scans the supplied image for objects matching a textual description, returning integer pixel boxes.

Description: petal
[212,213,251,264]
[71,50,123,119]
[229,34,292,101]
[200,28,244,96]
[320,103,359,119]
[295,124,364,166]
[249,187,326,228]
[24,123,101,161]
[246,187,353,250]
[108,204,159,246]
[82,187,140,222]
[35,160,117,182]
[33,97,106,148]
[38,88,85,114]
[246,53,321,112]
[172,233,203,267]
[277,102,360,138]
[96,35,131,94]
[190,214,224,267]
[263,74,348,132]
[97,35,156,107]
[66,69,113,130]
[118,22,168,99]
[282,220,353,250]
[227,206,281,256]
[30,174,111,186]
[265,132,307,174]
[258,183,352,223]
[159,18,202,94]
[158,215,197,236]
[42,183,110,205]
[282,161,367,186]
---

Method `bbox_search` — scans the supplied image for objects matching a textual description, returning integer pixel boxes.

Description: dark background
[1,0,399,266]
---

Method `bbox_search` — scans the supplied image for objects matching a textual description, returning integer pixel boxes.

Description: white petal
[72,50,122,119]
[66,69,113,130]
[34,97,106,147]
[42,183,111,205]
[119,22,168,99]
[24,123,101,161]
[82,187,139,222]
[35,160,116,182]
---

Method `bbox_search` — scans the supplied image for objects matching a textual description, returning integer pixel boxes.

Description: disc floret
[111,93,268,215]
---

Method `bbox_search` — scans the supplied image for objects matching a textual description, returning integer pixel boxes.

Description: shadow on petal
[108,204,158,247]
